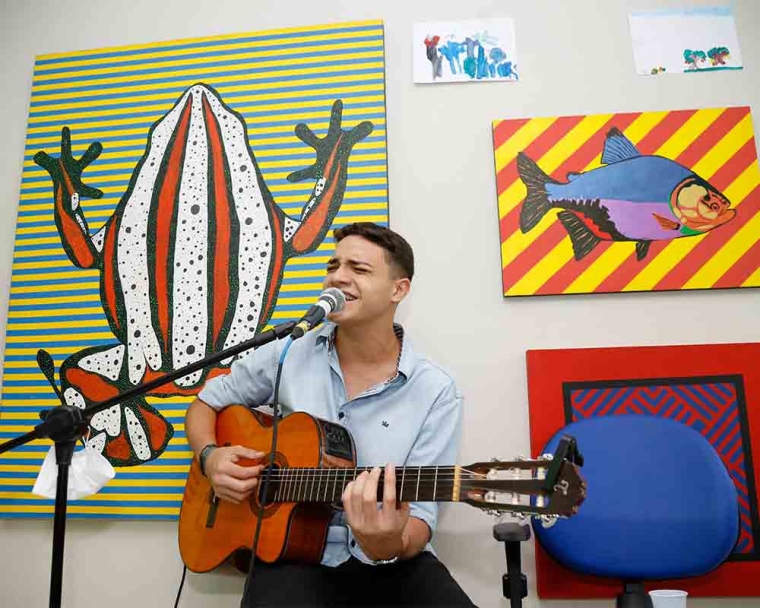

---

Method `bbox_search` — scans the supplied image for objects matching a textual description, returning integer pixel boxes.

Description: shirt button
[350,540,356,547]
[338,412,345,420]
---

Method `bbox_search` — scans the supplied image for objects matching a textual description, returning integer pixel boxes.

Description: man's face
[323,235,407,326]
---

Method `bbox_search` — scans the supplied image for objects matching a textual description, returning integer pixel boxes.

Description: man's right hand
[204,446,264,504]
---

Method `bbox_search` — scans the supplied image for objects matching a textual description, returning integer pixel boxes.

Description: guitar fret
[308,468,313,502]
[433,466,438,501]
[400,466,406,501]
[415,467,421,501]
[331,468,338,502]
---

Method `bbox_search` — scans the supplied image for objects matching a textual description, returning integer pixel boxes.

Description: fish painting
[517,128,736,261]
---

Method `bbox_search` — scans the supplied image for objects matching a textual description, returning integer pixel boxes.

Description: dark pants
[241,552,476,607]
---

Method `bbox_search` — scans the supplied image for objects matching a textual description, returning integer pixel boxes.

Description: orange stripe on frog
[56,161,95,268]
[154,100,193,351]
[140,407,170,451]
[67,368,119,401]
[102,218,121,333]
[106,433,132,461]
[202,95,233,347]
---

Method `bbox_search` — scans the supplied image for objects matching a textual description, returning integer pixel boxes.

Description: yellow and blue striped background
[0,20,389,519]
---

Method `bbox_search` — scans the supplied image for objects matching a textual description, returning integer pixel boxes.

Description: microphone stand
[0,320,297,608]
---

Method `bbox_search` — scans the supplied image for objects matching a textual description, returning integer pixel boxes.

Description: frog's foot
[282,100,374,255]
[285,100,373,184]
[60,344,174,467]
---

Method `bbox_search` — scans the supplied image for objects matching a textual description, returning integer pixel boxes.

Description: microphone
[290,287,346,339]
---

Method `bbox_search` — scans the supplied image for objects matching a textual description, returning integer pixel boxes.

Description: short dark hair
[333,222,414,280]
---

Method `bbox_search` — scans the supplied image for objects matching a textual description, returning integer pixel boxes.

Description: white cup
[649,589,688,608]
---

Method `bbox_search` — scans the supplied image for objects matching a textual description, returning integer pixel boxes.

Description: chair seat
[534,414,738,580]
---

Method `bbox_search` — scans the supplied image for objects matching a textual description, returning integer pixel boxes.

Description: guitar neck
[261,465,462,504]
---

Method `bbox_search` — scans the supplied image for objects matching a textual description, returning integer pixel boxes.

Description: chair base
[617,582,653,608]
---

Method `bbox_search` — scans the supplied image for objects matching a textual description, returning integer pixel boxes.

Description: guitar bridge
[206,490,219,528]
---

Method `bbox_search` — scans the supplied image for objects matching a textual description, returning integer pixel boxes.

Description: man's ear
[391,277,411,304]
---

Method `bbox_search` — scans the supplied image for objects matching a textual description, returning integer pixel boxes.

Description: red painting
[527,342,760,598]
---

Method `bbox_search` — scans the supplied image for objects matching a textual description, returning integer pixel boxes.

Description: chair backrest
[534,414,739,580]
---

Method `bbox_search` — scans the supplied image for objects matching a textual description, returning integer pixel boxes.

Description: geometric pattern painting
[527,343,760,598]
[0,20,389,519]
[566,377,758,557]
[493,107,760,296]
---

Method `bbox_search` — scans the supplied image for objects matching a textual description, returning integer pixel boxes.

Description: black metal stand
[617,582,654,608]
[494,521,531,608]
[0,320,296,608]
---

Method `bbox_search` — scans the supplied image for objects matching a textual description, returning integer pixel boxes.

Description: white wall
[1,0,758,606]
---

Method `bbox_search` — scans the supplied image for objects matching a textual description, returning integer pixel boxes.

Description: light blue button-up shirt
[197,321,464,566]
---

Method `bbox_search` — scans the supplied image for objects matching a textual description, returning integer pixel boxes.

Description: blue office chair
[495,414,739,608]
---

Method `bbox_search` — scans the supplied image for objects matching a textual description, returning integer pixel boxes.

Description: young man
[185,222,474,606]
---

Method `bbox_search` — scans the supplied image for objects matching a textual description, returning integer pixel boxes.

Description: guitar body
[178,405,356,573]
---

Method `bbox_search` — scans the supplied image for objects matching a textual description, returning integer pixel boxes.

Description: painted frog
[33,83,373,466]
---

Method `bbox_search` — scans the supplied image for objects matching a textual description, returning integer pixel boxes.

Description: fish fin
[566,172,582,181]
[517,152,558,233]
[635,240,652,261]
[557,210,601,261]
[652,213,680,231]
[601,127,641,165]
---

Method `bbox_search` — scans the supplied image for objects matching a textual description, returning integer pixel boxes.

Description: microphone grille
[322,287,346,312]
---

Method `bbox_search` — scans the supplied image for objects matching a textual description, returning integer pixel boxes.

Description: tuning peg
[538,514,558,528]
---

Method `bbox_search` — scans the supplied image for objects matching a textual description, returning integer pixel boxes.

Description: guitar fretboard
[261,466,460,504]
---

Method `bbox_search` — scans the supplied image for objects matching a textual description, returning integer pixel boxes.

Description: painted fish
[517,127,736,261]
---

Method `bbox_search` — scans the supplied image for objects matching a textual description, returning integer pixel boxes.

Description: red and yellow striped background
[493,107,760,297]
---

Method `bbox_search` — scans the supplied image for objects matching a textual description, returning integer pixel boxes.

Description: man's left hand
[342,463,410,561]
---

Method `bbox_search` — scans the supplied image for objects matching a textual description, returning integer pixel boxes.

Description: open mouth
[342,292,357,302]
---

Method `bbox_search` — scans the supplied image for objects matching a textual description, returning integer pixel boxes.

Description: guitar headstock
[461,435,586,523]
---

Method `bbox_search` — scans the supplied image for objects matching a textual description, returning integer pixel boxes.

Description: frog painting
[31,83,373,466]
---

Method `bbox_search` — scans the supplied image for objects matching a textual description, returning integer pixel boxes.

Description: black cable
[242,337,294,593]
[174,331,294,607]
[173,565,187,607]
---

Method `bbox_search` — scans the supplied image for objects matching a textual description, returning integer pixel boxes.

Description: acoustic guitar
[178,405,586,573]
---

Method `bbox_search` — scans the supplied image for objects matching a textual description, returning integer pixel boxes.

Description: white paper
[32,444,115,500]
[629,6,743,75]
[413,18,519,84]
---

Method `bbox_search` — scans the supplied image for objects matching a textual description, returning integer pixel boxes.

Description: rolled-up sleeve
[197,341,279,411]
[404,383,464,539]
